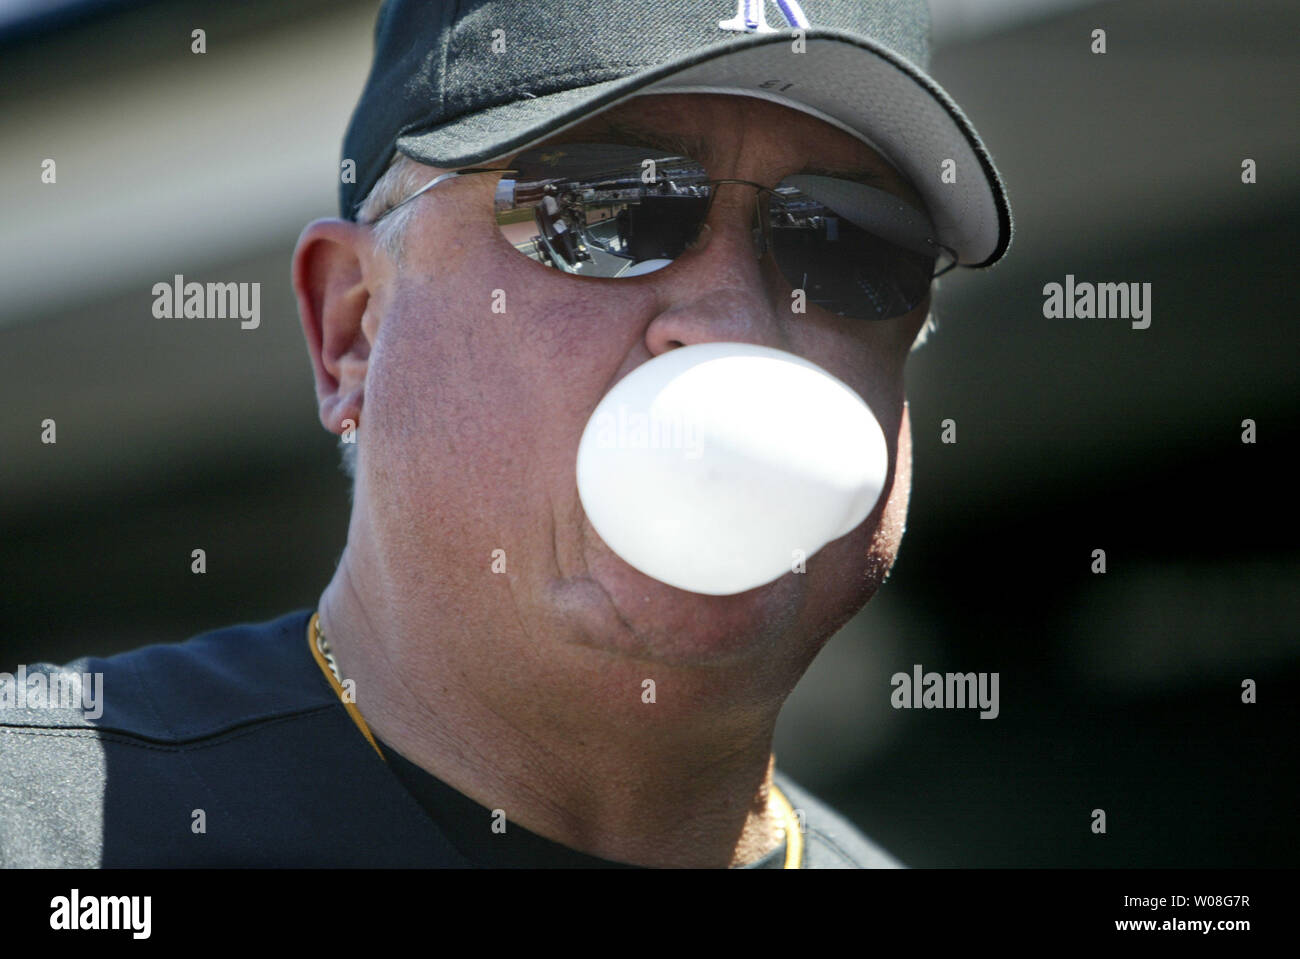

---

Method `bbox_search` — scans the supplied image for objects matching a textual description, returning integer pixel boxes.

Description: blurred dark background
[1,0,1295,866]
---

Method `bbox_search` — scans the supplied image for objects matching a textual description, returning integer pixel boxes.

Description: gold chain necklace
[312,614,343,684]
[309,611,802,868]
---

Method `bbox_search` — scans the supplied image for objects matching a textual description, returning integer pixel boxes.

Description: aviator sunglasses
[367,142,958,322]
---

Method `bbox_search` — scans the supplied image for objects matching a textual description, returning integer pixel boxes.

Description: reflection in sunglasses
[490,142,951,321]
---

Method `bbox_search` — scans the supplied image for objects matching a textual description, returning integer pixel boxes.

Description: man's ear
[292,218,377,435]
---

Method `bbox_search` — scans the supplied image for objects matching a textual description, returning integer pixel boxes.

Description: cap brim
[394,30,1011,268]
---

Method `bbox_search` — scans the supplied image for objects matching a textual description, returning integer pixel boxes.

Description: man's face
[351,93,927,673]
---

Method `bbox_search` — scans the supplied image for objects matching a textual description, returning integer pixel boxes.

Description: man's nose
[641,188,789,356]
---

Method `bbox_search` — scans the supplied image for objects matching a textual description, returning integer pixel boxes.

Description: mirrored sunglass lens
[767,178,939,322]
[494,144,712,278]
[768,222,930,321]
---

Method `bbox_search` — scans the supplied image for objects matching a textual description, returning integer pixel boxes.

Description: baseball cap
[340,0,1012,269]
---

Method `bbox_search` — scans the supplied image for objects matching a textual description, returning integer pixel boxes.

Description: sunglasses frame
[362,156,959,313]
[364,167,519,225]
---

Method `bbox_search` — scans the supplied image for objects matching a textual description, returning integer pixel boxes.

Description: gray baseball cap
[341,0,1012,268]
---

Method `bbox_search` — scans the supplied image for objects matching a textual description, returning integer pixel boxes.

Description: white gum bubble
[576,342,888,595]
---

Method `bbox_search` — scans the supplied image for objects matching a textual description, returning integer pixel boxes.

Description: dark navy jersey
[0,609,901,869]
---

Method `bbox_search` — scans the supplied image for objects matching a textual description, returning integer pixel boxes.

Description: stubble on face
[359,94,927,678]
